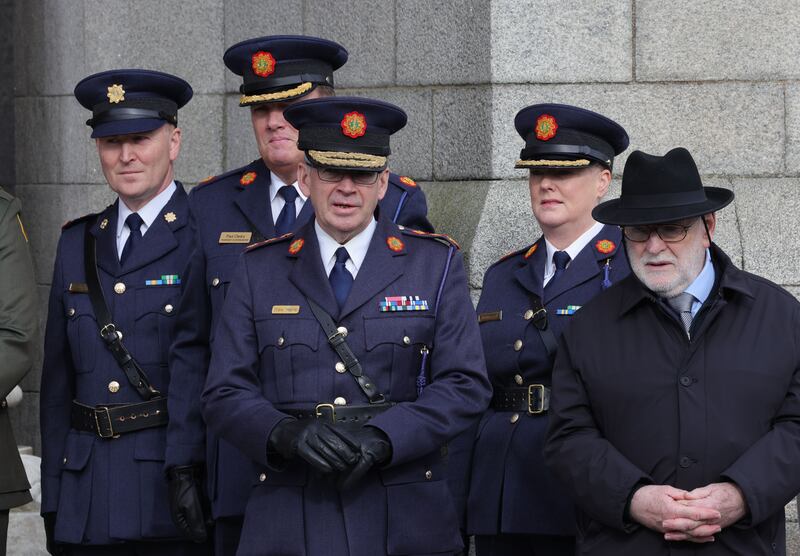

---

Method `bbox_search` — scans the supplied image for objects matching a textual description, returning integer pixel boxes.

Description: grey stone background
[6,0,800,553]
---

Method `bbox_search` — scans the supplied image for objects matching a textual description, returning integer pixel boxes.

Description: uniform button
[62,457,67,465]
[333,397,347,406]
[164,304,174,314]
[259,473,267,482]
[523,309,534,320]
[510,413,520,424]
[679,376,692,387]
[403,336,411,345]
[114,282,126,294]
[337,326,348,337]
[513,339,523,351]
[514,374,523,385]
[424,470,433,480]
[679,456,692,468]
[277,336,285,347]
[211,278,221,287]
[108,381,120,393]
[67,307,76,317]
[335,361,346,373]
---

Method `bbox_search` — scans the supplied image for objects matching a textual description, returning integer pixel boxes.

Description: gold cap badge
[107,84,125,104]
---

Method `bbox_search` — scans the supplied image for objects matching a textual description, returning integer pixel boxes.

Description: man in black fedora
[544,147,800,555]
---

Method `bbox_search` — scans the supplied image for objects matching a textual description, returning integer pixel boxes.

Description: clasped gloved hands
[166,464,211,542]
[330,425,392,491]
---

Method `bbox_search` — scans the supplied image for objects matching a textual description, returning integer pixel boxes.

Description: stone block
[223,94,260,175]
[488,83,784,180]
[222,0,304,93]
[14,0,86,96]
[788,500,800,556]
[9,392,39,456]
[84,0,225,94]
[397,1,491,85]
[732,178,800,285]
[637,0,800,81]
[305,0,394,88]
[342,87,433,180]
[783,83,800,175]
[432,87,494,180]
[174,94,225,185]
[490,0,631,84]
[788,287,800,302]
[8,510,47,555]
[704,178,741,269]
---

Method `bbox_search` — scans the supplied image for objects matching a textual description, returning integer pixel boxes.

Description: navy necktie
[120,213,144,265]
[275,185,299,236]
[329,247,354,310]
[545,250,571,295]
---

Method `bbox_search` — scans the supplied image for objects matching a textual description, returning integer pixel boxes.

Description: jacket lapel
[288,223,340,317]
[514,237,546,297]
[234,161,276,240]
[91,202,121,278]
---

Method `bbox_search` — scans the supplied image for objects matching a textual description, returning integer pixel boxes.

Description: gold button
[514,374,523,385]
[67,308,76,317]
[333,397,347,406]
[211,277,221,287]
[114,282,126,294]
[403,336,411,345]
[108,381,120,393]
[116,330,123,341]
[524,309,534,320]
[277,336,285,347]
[335,361,346,373]
[337,326,348,337]
[513,339,523,351]
[510,413,520,424]
[259,473,267,482]
[425,470,432,480]
[164,304,174,314]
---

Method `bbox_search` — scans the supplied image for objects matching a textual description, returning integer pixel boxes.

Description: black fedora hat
[592,147,734,226]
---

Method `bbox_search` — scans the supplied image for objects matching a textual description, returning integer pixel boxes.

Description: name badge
[478,310,502,323]
[272,305,300,315]
[68,282,89,294]
[219,232,253,244]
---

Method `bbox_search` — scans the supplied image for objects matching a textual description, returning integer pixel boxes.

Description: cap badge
[288,238,305,255]
[164,212,177,223]
[535,114,558,141]
[399,176,417,187]
[386,236,405,252]
[524,243,538,259]
[341,111,367,139]
[240,171,257,186]
[107,84,125,104]
[595,239,616,254]
[251,51,276,78]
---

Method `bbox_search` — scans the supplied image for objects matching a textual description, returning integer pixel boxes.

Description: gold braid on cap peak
[516,158,592,168]
[308,150,387,169]
[239,82,314,106]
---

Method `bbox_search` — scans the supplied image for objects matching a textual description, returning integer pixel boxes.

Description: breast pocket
[363,315,435,402]
[64,293,98,373]
[134,286,180,365]
[255,317,320,403]
[207,255,238,340]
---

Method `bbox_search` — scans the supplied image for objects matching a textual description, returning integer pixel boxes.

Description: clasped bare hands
[630,482,746,543]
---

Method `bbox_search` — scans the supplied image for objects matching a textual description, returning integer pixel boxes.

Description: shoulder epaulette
[194,160,262,191]
[62,212,99,230]
[490,242,538,269]
[400,226,460,250]
[389,173,420,192]
[244,232,294,253]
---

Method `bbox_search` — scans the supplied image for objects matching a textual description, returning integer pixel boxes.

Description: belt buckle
[314,403,336,423]
[528,384,545,415]
[94,406,116,438]
[531,308,548,331]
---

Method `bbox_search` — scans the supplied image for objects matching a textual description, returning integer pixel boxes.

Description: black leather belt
[490,384,550,414]
[279,402,395,425]
[71,398,169,438]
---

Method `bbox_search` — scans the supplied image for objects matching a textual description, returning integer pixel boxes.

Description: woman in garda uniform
[464,104,631,555]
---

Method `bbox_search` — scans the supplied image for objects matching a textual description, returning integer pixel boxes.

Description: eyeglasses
[623,220,697,243]
[315,167,380,186]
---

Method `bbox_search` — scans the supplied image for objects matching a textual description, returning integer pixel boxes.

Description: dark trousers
[0,509,8,556]
[214,516,244,556]
[475,533,575,556]
[65,540,207,556]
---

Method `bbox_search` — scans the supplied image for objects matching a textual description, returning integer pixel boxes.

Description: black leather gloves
[269,419,359,474]
[166,465,209,542]
[332,425,392,491]
[43,512,65,556]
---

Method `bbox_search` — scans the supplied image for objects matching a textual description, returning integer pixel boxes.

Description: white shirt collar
[268,171,306,203]
[315,218,377,279]
[117,181,177,240]
[544,221,605,282]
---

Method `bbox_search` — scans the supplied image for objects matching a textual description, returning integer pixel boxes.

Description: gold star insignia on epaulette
[164,212,177,223]
[107,84,125,104]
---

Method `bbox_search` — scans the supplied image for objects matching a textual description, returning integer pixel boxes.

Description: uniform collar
[315,218,377,278]
[117,181,176,238]
[268,171,307,204]
[544,220,604,280]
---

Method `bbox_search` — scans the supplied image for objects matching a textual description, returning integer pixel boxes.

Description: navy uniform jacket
[165,158,433,519]
[40,186,193,544]
[201,214,491,556]
[466,225,629,537]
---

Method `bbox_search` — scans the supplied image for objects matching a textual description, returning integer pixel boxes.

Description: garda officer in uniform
[201,96,491,556]
[40,69,210,554]
[464,104,630,555]
[0,187,37,556]
[165,35,432,555]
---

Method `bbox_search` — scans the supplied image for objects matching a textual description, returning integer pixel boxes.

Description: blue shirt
[685,249,715,316]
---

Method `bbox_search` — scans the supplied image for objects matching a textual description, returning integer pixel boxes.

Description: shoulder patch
[244,232,294,253]
[62,212,99,230]
[389,172,420,193]
[594,238,617,255]
[401,227,460,250]
[193,160,262,191]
